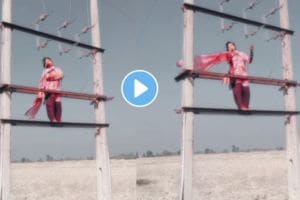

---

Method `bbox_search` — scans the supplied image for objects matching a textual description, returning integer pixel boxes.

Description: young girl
[25,57,64,122]
[177,41,254,110]
[224,41,254,110]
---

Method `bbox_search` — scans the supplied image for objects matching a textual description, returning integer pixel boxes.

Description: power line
[183,3,293,35]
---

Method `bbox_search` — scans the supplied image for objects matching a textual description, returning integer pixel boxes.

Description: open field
[11,151,287,200]
[11,159,136,200]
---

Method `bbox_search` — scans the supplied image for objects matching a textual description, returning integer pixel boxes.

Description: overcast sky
[1,0,299,160]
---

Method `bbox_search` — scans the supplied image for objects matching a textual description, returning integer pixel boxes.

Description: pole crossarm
[183,3,294,35]
[1,21,105,52]
[0,118,109,128]
[175,69,300,87]
[0,84,114,102]
[177,106,300,116]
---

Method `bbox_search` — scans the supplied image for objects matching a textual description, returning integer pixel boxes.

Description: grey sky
[2,0,299,160]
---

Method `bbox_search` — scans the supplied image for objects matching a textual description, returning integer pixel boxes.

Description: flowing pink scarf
[24,68,53,119]
[176,52,229,71]
[24,97,43,119]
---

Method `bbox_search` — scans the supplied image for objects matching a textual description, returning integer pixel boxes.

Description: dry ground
[11,151,287,200]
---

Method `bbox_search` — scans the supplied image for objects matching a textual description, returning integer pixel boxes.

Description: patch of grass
[136,179,152,186]
[253,194,267,200]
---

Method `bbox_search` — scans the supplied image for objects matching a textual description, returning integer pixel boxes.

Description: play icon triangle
[134,79,148,98]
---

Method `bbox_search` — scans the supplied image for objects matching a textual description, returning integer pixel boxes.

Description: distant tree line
[13,146,285,162]
[14,154,95,163]
[198,145,284,155]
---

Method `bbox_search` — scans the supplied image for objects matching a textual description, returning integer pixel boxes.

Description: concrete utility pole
[279,0,300,199]
[90,0,112,200]
[0,0,12,199]
[179,0,194,199]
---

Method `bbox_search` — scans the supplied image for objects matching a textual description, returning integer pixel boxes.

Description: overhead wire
[219,0,236,32]
[57,0,75,55]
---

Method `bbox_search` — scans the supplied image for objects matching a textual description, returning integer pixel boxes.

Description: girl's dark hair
[42,57,52,68]
[225,41,236,51]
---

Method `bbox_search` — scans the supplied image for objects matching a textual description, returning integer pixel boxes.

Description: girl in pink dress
[224,41,254,110]
[25,57,64,121]
[177,41,254,110]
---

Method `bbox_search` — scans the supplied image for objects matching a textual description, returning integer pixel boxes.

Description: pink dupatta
[176,52,229,71]
[24,97,43,119]
[24,68,51,119]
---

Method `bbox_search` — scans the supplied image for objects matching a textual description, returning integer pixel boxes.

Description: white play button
[121,70,159,107]
[134,79,148,98]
